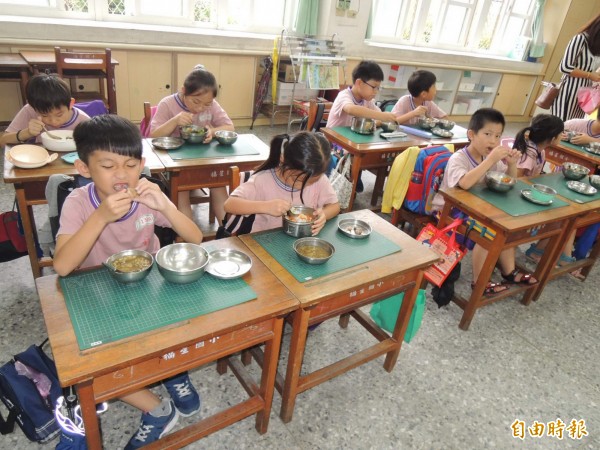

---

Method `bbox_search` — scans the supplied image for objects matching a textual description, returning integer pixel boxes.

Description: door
[494,74,536,116]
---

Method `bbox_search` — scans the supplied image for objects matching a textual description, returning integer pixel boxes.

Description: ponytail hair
[513,114,564,154]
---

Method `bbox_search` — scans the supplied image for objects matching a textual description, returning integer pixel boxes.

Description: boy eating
[391,69,448,124]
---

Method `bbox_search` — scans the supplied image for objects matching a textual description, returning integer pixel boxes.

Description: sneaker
[125,400,178,450]
[163,372,201,417]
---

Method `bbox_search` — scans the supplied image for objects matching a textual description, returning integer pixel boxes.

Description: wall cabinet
[493,74,536,116]
[176,54,256,119]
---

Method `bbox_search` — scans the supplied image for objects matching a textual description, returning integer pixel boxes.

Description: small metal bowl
[530,184,557,203]
[206,248,252,279]
[485,171,516,193]
[437,119,455,131]
[337,218,372,239]
[293,237,335,265]
[431,127,454,138]
[282,206,315,238]
[214,130,238,145]
[379,121,398,133]
[564,131,579,142]
[179,125,207,144]
[589,175,600,190]
[350,117,375,135]
[416,116,438,130]
[155,243,209,284]
[562,162,590,180]
[566,180,597,196]
[151,137,184,150]
[104,249,153,283]
[587,142,600,155]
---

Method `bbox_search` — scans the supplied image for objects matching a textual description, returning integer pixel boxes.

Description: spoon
[42,126,63,140]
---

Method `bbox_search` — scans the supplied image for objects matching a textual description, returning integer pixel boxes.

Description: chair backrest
[74,100,108,117]
[216,166,255,239]
[304,100,330,132]
[54,47,111,74]
[140,101,158,137]
[379,99,397,112]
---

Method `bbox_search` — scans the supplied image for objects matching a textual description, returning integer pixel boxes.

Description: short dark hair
[352,60,384,83]
[468,108,505,133]
[407,70,437,97]
[183,67,218,97]
[25,74,72,114]
[74,115,142,164]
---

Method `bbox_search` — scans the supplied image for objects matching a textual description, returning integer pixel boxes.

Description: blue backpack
[403,146,451,215]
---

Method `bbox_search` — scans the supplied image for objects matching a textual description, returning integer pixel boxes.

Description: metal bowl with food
[485,171,516,193]
[214,130,238,145]
[282,206,315,238]
[104,249,154,283]
[151,137,184,150]
[155,243,209,284]
[337,218,372,239]
[179,125,207,144]
[562,162,590,181]
[566,180,597,196]
[350,117,375,135]
[589,174,600,190]
[379,121,398,133]
[437,119,455,131]
[416,116,438,130]
[431,127,454,138]
[41,130,76,152]
[587,142,600,155]
[293,237,335,265]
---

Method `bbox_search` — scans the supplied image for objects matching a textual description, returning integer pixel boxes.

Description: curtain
[529,0,546,58]
[295,0,319,36]
[365,1,374,39]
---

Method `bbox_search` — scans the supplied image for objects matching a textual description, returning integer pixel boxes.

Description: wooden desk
[321,127,469,211]
[3,140,164,279]
[241,209,438,422]
[150,135,269,207]
[437,184,584,330]
[0,53,29,104]
[19,51,119,75]
[546,141,600,173]
[36,237,298,450]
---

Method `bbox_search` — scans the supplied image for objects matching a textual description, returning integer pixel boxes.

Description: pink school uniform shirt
[229,169,338,233]
[151,93,233,136]
[431,147,507,212]
[326,87,379,128]
[57,183,171,269]
[6,105,90,144]
[564,119,600,138]
[516,140,545,177]
[391,95,446,125]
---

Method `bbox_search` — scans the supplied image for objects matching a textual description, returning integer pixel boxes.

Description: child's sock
[149,399,172,417]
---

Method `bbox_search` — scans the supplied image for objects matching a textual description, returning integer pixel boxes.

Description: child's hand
[203,125,213,143]
[571,133,592,145]
[505,148,521,165]
[132,178,169,211]
[311,208,326,235]
[176,112,194,126]
[97,190,136,223]
[266,199,292,217]
[382,112,397,123]
[29,117,46,137]
[413,106,428,117]
[488,145,512,163]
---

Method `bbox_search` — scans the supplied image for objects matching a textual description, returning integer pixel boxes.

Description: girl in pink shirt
[514,114,564,177]
[224,131,340,234]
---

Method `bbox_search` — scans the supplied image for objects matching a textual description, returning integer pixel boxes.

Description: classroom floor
[0,123,598,450]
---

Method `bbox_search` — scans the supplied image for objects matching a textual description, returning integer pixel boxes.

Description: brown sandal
[471,281,509,296]
[501,269,538,285]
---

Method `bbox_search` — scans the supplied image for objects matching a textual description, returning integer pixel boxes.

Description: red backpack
[403,146,451,215]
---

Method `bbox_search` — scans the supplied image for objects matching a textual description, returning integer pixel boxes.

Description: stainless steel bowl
[562,162,590,181]
[151,137,184,150]
[350,117,375,135]
[431,127,454,138]
[337,218,372,239]
[416,116,438,129]
[282,206,315,237]
[293,237,335,265]
[104,249,153,283]
[379,121,398,133]
[485,171,516,193]
[588,142,600,154]
[214,130,238,145]
[565,131,579,142]
[437,119,455,130]
[179,125,207,144]
[530,184,557,203]
[155,243,209,284]
[589,175,600,190]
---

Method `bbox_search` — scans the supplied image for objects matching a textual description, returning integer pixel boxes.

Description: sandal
[557,253,576,267]
[569,268,586,281]
[471,281,509,296]
[525,244,544,263]
[501,269,538,285]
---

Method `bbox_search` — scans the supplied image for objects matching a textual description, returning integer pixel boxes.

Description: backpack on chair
[216,169,255,239]
[403,146,451,215]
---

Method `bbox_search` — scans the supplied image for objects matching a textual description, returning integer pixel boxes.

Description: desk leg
[280,308,310,423]
[15,186,41,278]
[255,317,284,434]
[459,236,505,330]
[77,380,102,450]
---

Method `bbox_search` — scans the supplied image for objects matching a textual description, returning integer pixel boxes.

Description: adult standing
[551,14,600,121]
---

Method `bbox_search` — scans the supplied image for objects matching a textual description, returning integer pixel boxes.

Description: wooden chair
[305,100,330,131]
[390,207,435,238]
[216,166,255,239]
[54,46,117,114]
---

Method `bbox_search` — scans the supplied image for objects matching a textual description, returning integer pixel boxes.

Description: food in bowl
[437,119,455,130]
[112,255,152,273]
[40,130,76,152]
[286,212,313,223]
[562,162,590,181]
[296,245,330,259]
[282,206,315,237]
[379,121,398,133]
[416,116,438,129]
[485,171,516,193]
[293,237,335,265]
[104,249,153,283]
[350,117,375,135]
[337,218,372,239]
[179,125,207,143]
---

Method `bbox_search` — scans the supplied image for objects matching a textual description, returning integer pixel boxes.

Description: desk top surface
[19,50,119,65]
[548,141,600,165]
[36,237,298,385]
[241,209,438,306]
[0,53,29,68]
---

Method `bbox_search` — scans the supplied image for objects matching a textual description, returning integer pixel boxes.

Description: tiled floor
[0,123,598,449]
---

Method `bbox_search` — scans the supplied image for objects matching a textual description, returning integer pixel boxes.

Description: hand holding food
[413,105,428,117]
[28,117,46,137]
[175,111,194,126]
[267,199,292,217]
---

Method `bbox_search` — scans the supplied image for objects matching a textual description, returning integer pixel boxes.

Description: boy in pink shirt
[391,70,447,125]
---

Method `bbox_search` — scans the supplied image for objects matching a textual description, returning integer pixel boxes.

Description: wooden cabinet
[493,74,536,116]
[176,53,256,119]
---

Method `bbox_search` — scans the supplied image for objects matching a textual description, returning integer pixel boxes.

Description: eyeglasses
[363,81,381,91]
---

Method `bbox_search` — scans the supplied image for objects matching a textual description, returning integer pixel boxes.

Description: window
[369,0,536,57]
[0,0,295,35]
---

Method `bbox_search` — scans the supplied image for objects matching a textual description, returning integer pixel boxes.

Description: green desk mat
[167,134,262,160]
[252,214,401,282]
[401,124,468,139]
[469,179,569,216]
[60,265,256,350]
[559,140,600,157]
[531,173,600,203]
[332,127,389,144]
